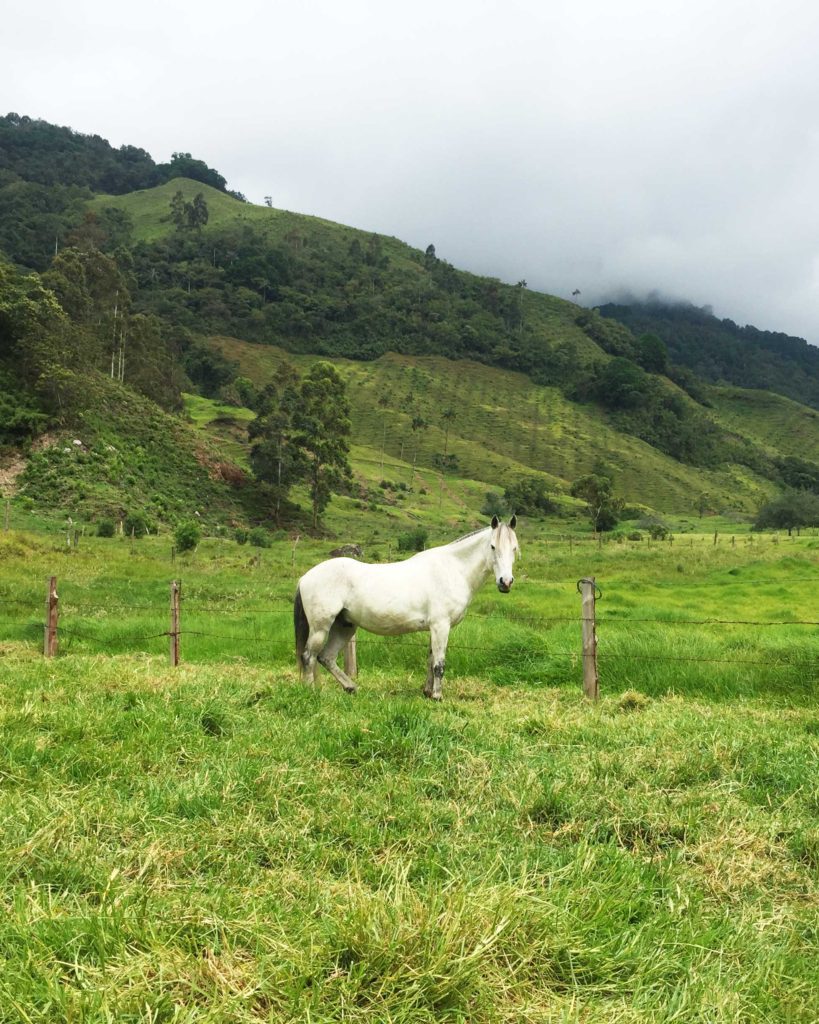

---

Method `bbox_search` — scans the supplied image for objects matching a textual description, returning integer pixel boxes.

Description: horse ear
[509,514,517,529]
[491,515,499,529]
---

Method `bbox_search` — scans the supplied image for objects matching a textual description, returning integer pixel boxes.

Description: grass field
[0,528,817,1021]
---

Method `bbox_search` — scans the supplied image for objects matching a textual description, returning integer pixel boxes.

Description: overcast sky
[3,0,819,343]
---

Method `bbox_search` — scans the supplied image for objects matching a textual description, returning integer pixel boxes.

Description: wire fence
[11,571,818,690]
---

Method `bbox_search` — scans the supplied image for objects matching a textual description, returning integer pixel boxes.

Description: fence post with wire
[577,576,599,700]
[169,580,181,667]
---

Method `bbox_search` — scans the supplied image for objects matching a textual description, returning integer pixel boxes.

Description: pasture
[0,527,817,1021]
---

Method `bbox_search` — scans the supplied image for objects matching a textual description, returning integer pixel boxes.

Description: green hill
[206,336,779,517]
[707,386,819,459]
[88,177,606,368]
[2,117,818,534]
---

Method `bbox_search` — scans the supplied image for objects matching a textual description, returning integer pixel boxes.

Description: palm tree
[409,415,426,488]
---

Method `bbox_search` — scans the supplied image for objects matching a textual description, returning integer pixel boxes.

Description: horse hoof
[343,685,357,695]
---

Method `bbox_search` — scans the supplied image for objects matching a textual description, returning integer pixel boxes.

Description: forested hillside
[598,299,819,410]
[2,114,819,533]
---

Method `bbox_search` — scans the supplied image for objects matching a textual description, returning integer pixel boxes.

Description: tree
[157,152,226,191]
[248,363,304,524]
[593,357,650,409]
[637,332,669,374]
[189,193,209,231]
[170,190,187,230]
[504,476,557,518]
[292,362,353,528]
[570,473,623,532]
[409,414,426,488]
[753,492,819,536]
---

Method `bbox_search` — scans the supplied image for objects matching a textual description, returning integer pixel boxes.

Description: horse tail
[294,585,309,675]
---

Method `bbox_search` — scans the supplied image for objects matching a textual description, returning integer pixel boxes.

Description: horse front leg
[423,622,450,701]
[424,643,435,699]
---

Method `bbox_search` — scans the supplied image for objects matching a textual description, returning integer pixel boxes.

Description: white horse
[293,516,519,699]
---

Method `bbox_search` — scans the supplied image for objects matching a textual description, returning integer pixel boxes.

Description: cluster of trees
[169,191,209,232]
[754,492,819,535]
[0,114,228,196]
[598,299,819,411]
[123,222,552,373]
[0,246,188,449]
[248,362,352,527]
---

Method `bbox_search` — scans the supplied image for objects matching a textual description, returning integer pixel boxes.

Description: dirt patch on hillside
[0,434,58,496]
[0,453,28,497]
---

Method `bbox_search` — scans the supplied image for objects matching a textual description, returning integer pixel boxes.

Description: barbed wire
[24,620,818,671]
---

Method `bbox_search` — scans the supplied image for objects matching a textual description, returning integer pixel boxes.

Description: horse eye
[490,544,495,550]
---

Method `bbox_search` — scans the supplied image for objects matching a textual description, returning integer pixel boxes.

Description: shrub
[504,476,557,518]
[96,518,116,538]
[249,527,272,548]
[175,521,201,552]
[481,491,507,518]
[637,515,670,540]
[397,526,428,552]
[235,528,249,545]
[123,511,151,538]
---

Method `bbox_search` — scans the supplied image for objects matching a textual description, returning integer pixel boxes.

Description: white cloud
[3,0,819,341]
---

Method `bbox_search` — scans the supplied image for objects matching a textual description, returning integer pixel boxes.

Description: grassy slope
[208,336,779,517]
[0,529,817,1022]
[708,385,819,459]
[15,374,257,527]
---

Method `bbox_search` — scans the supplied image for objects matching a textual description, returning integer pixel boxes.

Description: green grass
[0,527,817,1021]
[1,524,818,1021]
[708,385,819,460]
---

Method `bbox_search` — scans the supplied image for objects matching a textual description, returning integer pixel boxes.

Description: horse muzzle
[497,579,513,593]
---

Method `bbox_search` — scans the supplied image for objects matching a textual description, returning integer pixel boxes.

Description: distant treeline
[0,113,235,271]
[599,300,819,411]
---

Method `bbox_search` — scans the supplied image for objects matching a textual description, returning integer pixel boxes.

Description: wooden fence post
[44,576,59,657]
[344,635,358,679]
[291,535,300,577]
[578,577,599,700]
[169,580,181,667]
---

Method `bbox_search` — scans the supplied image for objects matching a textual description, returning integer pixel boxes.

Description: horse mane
[447,526,491,547]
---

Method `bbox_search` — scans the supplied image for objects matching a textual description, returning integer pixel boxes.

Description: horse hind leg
[301,625,327,684]
[423,621,449,701]
[318,616,358,694]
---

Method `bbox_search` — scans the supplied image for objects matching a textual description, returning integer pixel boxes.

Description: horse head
[490,515,519,592]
